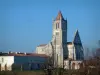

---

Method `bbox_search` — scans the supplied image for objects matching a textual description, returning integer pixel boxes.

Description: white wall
[36,46,46,54]
[64,60,83,70]
[64,60,69,69]
[71,61,83,69]
[0,56,14,71]
[67,44,76,60]
[42,43,51,56]
[36,43,53,56]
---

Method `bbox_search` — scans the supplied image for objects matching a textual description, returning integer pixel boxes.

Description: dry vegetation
[0,70,45,75]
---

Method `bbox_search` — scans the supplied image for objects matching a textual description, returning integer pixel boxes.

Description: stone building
[36,11,84,69]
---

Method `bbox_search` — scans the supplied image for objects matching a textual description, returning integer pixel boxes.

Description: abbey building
[36,11,84,68]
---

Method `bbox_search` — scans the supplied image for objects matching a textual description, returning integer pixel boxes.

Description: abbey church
[36,11,84,69]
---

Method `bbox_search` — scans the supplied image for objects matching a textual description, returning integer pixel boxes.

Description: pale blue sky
[0,0,100,52]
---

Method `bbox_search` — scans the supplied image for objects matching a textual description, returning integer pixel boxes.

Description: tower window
[56,23,57,29]
[56,23,59,29]
[57,23,59,28]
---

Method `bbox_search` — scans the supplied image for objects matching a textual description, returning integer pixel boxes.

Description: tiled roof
[0,53,48,58]
[55,11,64,20]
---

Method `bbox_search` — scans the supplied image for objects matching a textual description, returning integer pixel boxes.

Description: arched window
[80,63,83,69]
[56,23,59,29]
[38,64,40,69]
[78,63,81,69]
[72,63,75,69]
[31,63,34,70]
[57,23,59,28]
[5,64,7,71]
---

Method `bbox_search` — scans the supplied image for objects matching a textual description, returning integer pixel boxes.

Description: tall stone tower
[52,11,68,68]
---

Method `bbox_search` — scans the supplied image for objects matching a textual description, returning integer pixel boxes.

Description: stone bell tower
[52,11,67,68]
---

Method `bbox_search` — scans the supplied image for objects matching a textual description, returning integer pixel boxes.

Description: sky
[0,0,100,53]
